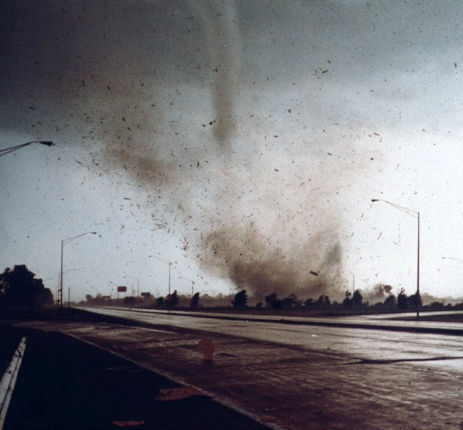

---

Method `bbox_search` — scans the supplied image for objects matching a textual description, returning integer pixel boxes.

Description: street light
[0,140,55,158]
[178,275,196,296]
[60,267,86,308]
[59,231,97,310]
[124,275,140,307]
[152,256,173,296]
[371,198,421,318]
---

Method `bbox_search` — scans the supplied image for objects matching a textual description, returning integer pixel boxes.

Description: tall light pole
[371,199,421,318]
[124,275,140,307]
[61,267,86,308]
[0,140,54,157]
[179,276,196,296]
[59,231,97,310]
[152,256,173,296]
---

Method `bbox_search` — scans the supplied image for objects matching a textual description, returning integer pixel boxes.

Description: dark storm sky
[2,0,463,301]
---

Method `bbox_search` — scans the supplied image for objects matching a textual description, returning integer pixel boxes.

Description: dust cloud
[1,0,363,300]
[191,0,241,144]
[87,0,350,300]
[202,226,342,299]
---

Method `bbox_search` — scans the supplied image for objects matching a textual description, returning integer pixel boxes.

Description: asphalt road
[0,324,270,430]
[10,308,463,429]
[79,306,463,373]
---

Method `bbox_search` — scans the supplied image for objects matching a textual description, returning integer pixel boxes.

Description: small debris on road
[155,386,207,401]
[112,420,145,428]
[199,337,215,361]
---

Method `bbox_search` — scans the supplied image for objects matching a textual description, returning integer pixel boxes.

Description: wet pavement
[0,324,271,430]
[80,306,463,336]
[78,306,463,371]
[9,309,463,430]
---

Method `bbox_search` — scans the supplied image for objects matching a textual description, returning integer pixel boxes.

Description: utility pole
[59,240,64,309]
[59,231,97,310]
[152,256,173,297]
[168,262,172,296]
[371,199,421,319]
[417,211,420,318]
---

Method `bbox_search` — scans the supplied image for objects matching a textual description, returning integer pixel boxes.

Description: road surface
[12,307,463,429]
[78,306,463,372]
[1,325,268,430]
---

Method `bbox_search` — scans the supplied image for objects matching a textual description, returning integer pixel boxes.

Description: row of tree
[229,288,423,310]
[0,265,54,310]
[93,287,425,311]
[84,290,202,308]
[154,291,200,307]
[0,263,431,313]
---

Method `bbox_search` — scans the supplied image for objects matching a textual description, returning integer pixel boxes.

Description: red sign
[117,286,127,292]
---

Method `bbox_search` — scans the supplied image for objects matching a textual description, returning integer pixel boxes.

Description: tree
[232,290,248,307]
[317,295,331,306]
[352,290,363,307]
[265,292,277,308]
[397,288,408,309]
[304,298,314,307]
[282,293,300,309]
[408,292,422,308]
[166,290,179,306]
[190,292,200,307]
[384,294,396,307]
[0,265,53,310]
[343,291,352,307]
[430,301,444,309]
[265,292,283,310]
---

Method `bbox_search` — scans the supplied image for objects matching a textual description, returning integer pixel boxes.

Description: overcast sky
[1,0,463,302]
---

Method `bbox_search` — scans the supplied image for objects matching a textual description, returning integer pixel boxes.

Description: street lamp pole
[124,275,140,307]
[371,199,421,318]
[152,256,173,296]
[59,231,97,310]
[0,140,54,157]
[417,211,420,317]
[59,239,64,309]
[168,262,172,296]
[179,276,196,296]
